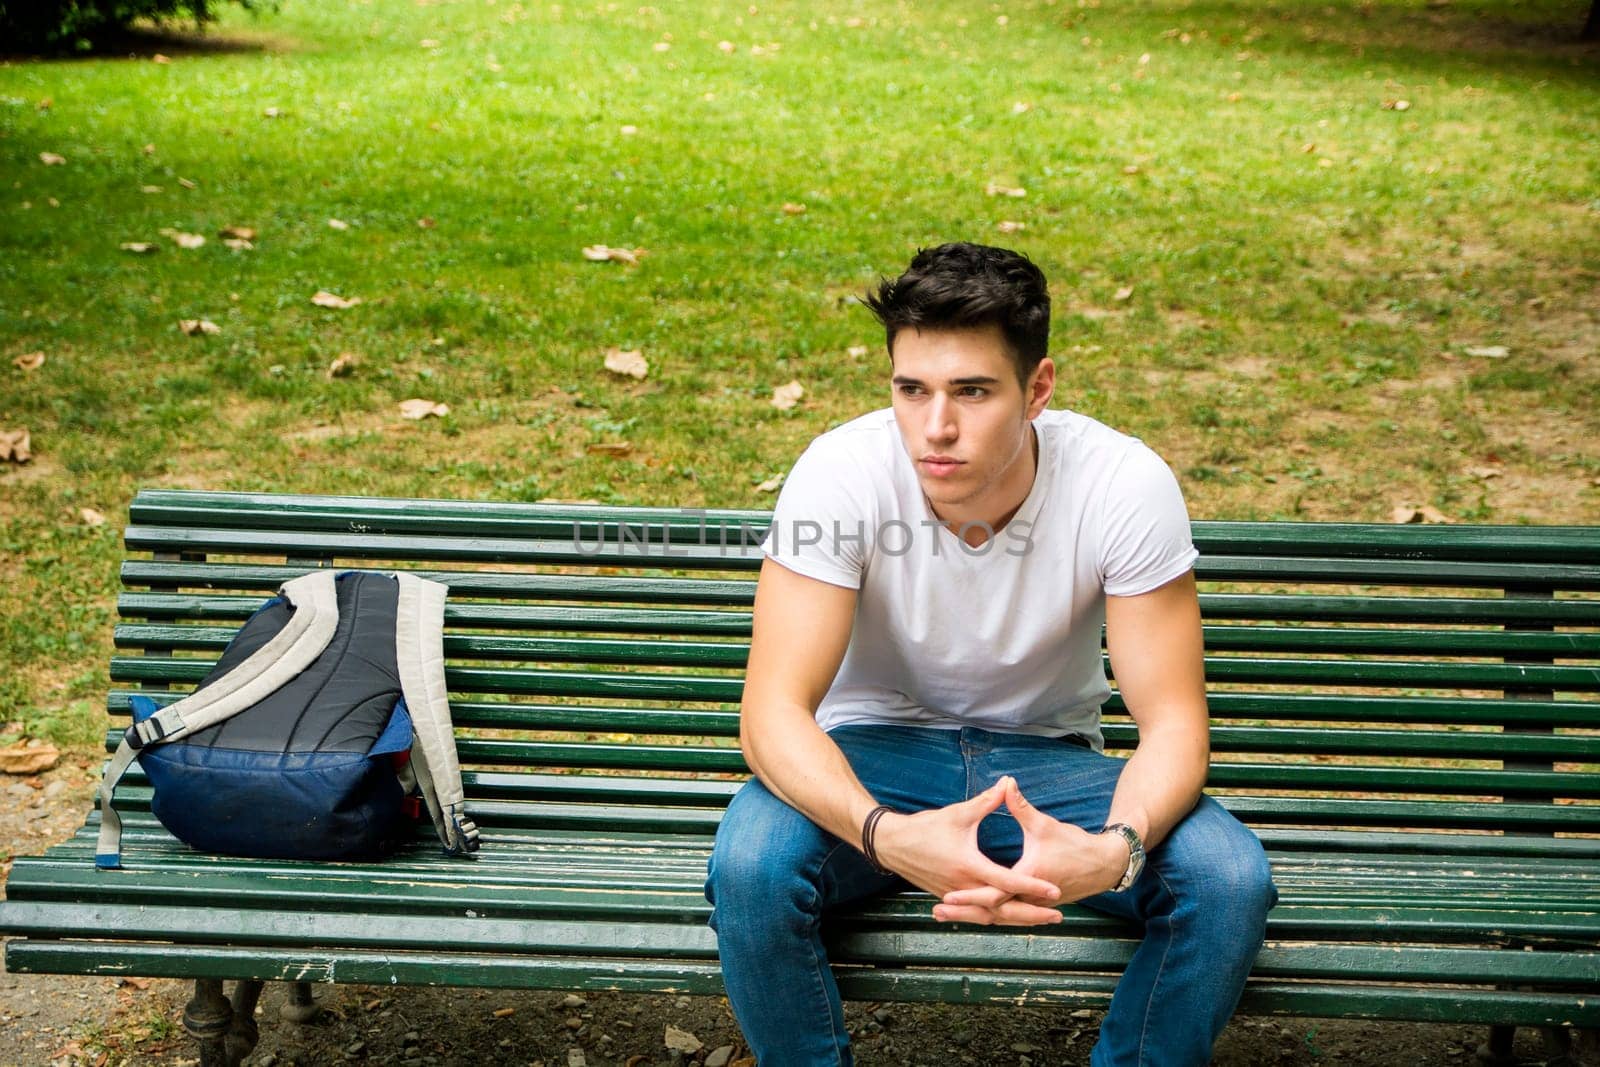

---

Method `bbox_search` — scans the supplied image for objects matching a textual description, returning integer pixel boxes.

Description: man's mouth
[920,456,963,478]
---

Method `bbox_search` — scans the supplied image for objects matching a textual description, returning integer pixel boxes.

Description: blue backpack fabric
[97,570,479,868]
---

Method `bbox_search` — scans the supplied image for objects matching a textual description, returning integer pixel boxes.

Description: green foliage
[0,0,273,53]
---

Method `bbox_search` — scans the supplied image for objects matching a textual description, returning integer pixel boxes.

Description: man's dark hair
[863,242,1051,384]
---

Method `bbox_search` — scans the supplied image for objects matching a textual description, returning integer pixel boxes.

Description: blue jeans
[705,725,1277,1067]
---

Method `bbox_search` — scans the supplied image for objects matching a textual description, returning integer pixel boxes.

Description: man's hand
[932,778,1127,926]
[872,777,1064,923]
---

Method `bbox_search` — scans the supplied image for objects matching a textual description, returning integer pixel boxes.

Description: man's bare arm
[739,557,875,842]
[1100,569,1210,852]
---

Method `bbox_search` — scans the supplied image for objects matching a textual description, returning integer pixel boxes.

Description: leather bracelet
[860,804,894,874]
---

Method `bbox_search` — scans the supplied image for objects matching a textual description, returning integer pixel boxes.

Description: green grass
[1,0,1597,741]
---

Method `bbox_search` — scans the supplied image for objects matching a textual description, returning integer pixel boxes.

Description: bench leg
[183,979,234,1067]
[281,980,321,1024]
[224,980,265,1065]
[1475,1025,1517,1067]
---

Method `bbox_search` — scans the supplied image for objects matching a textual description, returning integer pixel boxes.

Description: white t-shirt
[761,407,1198,748]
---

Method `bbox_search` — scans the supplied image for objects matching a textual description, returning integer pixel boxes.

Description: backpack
[95,569,480,869]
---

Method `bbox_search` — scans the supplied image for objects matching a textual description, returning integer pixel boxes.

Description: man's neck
[931,425,1039,544]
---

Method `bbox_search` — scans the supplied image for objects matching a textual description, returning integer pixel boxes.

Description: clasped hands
[870,776,1127,927]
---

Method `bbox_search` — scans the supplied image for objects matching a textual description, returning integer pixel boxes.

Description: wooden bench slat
[99,699,1600,760]
[96,774,1600,836]
[5,899,1595,992]
[121,561,761,607]
[121,523,1600,590]
[124,491,1600,563]
[113,622,1600,665]
[118,595,756,636]
[117,562,1600,626]
[107,654,1600,702]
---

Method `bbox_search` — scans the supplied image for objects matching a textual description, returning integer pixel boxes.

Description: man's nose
[925,394,957,443]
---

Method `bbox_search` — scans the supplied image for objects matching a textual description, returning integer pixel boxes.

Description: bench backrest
[113,490,1600,855]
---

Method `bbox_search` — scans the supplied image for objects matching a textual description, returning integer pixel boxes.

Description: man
[705,242,1276,1067]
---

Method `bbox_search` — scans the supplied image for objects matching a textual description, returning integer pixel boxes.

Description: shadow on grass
[0,22,285,63]
[1122,0,1598,83]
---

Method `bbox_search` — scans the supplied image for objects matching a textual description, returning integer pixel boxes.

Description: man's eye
[960,387,987,398]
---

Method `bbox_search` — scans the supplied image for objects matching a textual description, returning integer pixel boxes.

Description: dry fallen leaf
[1123,164,1141,175]
[1382,99,1411,111]
[1011,101,1032,114]
[120,242,157,254]
[0,742,58,774]
[311,291,362,309]
[80,507,106,526]
[219,226,257,241]
[1,428,31,464]
[665,1026,703,1054]
[781,202,807,215]
[582,245,645,265]
[262,106,284,118]
[327,218,351,230]
[770,380,805,411]
[153,53,171,64]
[847,344,869,359]
[328,353,359,378]
[36,98,51,110]
[178,319,221,336]
[116,976,152,990]
[159,228,205,249]
[417,216,436,229]
[586,442,634,457]
[1466,466,1503,480]
[1463,345,1509,359]
[142,143,156,155]
[620,124,639,136]
[984,182,1026,198]
[178,177,197,189]
[604,347,649,380]
[491,1007,515,1018]
[399,398,450,420]
[996,220,1026,234]
[420,38,441,48]
[38,152,65,166]
[1113,285,1135,302]
[1390,504,1450,524]
[223,238,253,251]
[13,352,44,372]
[755,473,785,493]
[652,40,671,52]
[140,185,163,194]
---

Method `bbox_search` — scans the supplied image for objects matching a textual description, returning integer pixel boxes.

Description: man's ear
[1027,358,1056,417]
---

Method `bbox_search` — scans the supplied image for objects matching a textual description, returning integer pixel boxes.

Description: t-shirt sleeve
[761,435,874,590]
[1097,444,1200,597]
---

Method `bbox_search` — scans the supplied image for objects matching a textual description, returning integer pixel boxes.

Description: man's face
[889,324,1055,525]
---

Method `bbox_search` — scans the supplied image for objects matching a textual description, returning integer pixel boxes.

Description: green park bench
[1,488,1597,1067]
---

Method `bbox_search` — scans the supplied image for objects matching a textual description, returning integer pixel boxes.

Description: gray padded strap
[132,570,339,747]
[93,738,142,869]
[94,570,339,870]
[393,572,478,854]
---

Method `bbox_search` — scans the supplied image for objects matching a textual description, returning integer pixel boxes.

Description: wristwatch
[1102,822,1146,892]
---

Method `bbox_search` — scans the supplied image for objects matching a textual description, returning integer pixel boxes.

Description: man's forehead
[888,325,1016,381]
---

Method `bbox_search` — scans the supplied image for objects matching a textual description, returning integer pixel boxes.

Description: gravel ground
[1,753,1593,1067]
